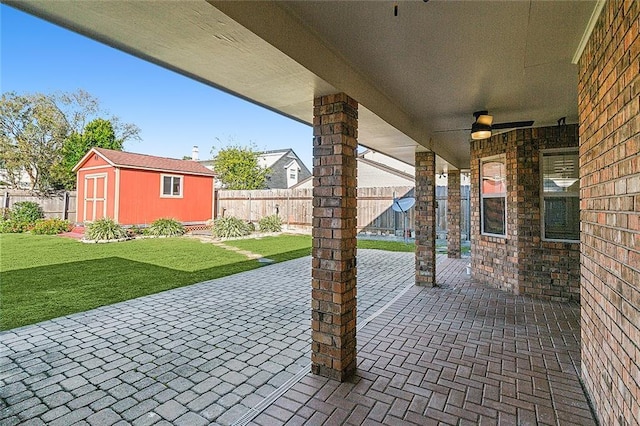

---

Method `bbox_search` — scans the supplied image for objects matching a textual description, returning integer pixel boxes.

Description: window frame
[160,174,183,198]
[480,154,507,238]
[540,148,579,242]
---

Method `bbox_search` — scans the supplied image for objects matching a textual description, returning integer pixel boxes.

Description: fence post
[3,191,9,210]
[63,192,70,220]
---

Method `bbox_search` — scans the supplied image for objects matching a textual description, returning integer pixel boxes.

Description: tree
[211,143,269,190]
[0,90,140,192]
[0,92,69,192]
[52,118,132,190]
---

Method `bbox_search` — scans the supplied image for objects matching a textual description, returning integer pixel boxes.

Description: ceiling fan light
[477,114,493,126]
[471,122,492,140]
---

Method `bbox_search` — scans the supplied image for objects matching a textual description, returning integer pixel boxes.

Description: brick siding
[447,170,461,258]
[311,93,358,381]
[415,151,437,286]
[578,0,639,424]
[470,125,580,301]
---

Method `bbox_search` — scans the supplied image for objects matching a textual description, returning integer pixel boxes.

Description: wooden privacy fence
[1,187,470,238]
[218,186,470,238]
[2,190,77,222]
[218,187,415,234]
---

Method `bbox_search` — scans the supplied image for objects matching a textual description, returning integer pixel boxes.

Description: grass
[357,239,415,252]
[0,234,310,330]
[0,233,428,330]
[224,234,312,262]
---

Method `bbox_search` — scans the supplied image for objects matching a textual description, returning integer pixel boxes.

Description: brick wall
[578,0,639,424]
[415,151,436,286]
[310,93,358,381]
[447,170,461,258]
[516,126,581,301]
[470,133,519,293]
[470,125,580,301]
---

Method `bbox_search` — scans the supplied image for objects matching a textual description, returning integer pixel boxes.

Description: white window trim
[540,148,579,243]
[288,167,298,180]
[480,154,507,238]
[160,174,183,198]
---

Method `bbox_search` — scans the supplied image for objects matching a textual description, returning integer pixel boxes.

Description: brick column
[415,151,437,286]
[447,170,461,258]
[311,93,358,381]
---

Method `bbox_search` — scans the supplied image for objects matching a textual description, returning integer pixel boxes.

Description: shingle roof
[77,148,216,177]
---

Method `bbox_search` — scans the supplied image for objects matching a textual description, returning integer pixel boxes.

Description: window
[481,155,506,236]
[541,150,579,241]
[287,166,298,187]
[161,174,182,197]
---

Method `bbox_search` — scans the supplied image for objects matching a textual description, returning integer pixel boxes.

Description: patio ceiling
[7,0,600,172]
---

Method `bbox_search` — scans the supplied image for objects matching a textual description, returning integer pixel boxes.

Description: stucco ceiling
[7,0,600,173]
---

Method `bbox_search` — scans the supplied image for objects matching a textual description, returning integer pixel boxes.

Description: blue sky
[0,5,314,169]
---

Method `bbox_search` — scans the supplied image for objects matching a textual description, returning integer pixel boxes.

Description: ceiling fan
[435,111,534,140]
[470,111,534,140]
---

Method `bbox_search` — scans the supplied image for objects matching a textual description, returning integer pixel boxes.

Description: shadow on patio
[247,257,595,426]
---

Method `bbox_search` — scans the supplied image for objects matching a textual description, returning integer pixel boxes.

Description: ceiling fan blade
[491,120,534,130]
[434,128,471,133]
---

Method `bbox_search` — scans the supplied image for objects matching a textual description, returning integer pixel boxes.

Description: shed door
[84,174,107,222]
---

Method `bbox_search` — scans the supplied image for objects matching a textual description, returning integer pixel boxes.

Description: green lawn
[0,233,422,330]
[224,234,312,262]
[0,233,311,330]
[357,239,415,252]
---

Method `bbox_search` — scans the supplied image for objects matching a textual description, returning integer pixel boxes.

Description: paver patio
[248,258,595,426]
[0,250,594,425]
[1,250,414,425]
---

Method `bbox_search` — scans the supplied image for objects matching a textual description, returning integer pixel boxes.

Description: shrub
[245,221,256,233]
[212,216,252,238]
[259,214,282,232]
[0,220,33,233]
[31,218,72,235]
[85,218,128,241]
[10,201,44,224]
[127,225,144,237]
[0,207,10,220]
[145,218,185,237]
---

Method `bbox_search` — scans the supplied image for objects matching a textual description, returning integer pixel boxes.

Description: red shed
[73,147,216,225]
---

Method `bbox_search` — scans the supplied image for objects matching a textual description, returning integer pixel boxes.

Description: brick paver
[0,250,414,425]
[249,257,596,426]
[1,251,595,425]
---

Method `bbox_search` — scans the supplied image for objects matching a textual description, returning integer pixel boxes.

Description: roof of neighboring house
[291,154,414,189]
[200,147,311,188]
[357,157,414,181]
[73,147,216,177]
[257,149,303,169]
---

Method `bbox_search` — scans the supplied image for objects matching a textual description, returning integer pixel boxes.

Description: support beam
[311,93,358,381]
[447,170,461,259]
[415,151,437,286]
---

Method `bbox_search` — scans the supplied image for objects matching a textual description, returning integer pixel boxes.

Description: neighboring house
[293,149,414,189]
[200,148,311,189]
[73,147,216,225]
[258,149,311,189]
[294,149,471,188]
[0,165,33,190]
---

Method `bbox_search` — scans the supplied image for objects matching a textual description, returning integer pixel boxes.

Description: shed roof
[74,147,216,177]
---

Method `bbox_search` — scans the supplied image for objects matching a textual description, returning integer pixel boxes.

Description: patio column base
[311,93,358,382]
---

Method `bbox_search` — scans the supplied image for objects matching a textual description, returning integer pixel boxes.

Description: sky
[0,5,314,169]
